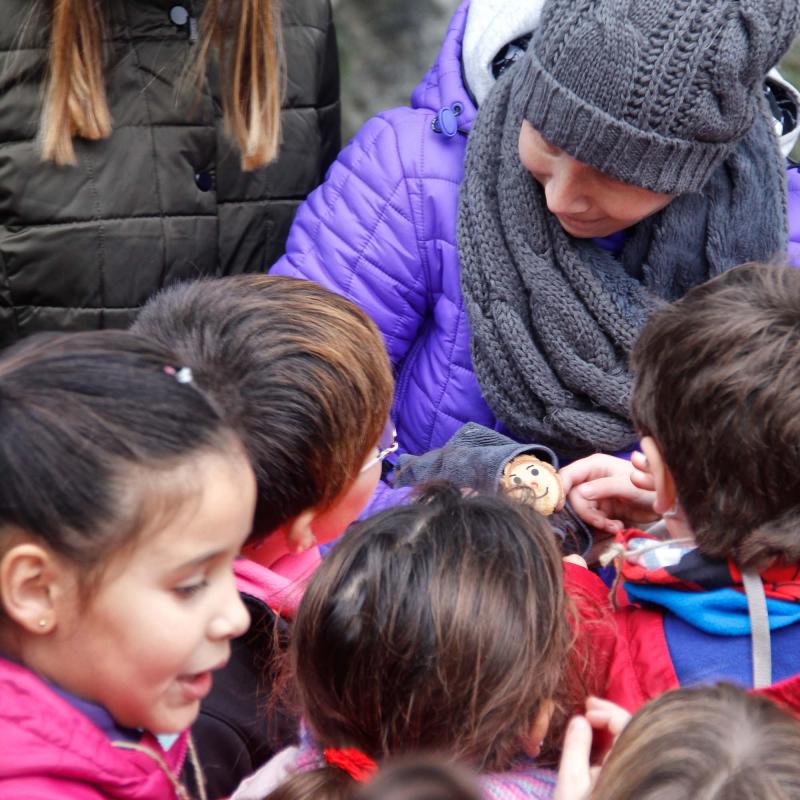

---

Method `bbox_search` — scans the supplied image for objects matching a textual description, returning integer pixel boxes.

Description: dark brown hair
[271,484,571,800]
[631,263,800,568]
[591,684,800,800]
[133,275,394,538]
[0,330,239,571]
[357,759,483,800]
[39,0,282,169]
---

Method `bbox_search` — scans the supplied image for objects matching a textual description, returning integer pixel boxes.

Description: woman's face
[518,121,674,238]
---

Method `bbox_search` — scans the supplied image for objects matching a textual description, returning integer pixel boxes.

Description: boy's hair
[272,484,571,800]
[631,263,800,568]
[591,683,800,800]
[0,330,237,573]
[133,275,394,538]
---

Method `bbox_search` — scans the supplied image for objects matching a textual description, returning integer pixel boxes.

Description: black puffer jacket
[0,0,339,346]
[186,595,296,800]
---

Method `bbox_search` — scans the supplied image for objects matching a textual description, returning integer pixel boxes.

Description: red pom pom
[323,747,378,782]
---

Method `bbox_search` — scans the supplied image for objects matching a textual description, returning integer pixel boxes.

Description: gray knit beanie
[517,0,800,194]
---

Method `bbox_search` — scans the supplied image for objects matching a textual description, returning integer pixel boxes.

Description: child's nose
[209,582,250,641]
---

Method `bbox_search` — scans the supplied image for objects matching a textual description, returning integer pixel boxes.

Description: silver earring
[38,618,48,629]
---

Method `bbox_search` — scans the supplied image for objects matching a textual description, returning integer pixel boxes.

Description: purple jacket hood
[410,0,477,130]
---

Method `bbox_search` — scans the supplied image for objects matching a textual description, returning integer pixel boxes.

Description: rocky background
[331,0,460,140]
[332,0,800,158]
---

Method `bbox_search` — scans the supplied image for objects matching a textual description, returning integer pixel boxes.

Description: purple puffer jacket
[272,0,800,463]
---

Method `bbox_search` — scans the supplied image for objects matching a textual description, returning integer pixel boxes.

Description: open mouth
[176,657,228,702]
[176,671,213,702]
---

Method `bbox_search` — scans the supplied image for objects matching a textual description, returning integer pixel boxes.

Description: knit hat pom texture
[519,0,800,194]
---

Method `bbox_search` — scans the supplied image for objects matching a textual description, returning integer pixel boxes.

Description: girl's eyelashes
[173,577,210,598]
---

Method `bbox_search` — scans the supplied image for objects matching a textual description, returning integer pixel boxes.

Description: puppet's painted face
[500,454,564,515]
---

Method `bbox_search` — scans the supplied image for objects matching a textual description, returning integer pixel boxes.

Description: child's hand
[554,716,597,800]
[554,698,632,800]
[584,696,631,741]
[628,450,655,491]
[559,453,657,534]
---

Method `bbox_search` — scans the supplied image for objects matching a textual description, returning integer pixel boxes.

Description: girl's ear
[0,542,66,634]
[523,700,554,758]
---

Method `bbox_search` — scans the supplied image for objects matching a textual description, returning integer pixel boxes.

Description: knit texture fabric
[519,0,800,194]
[458,67,788,457]
[479,765,557,800]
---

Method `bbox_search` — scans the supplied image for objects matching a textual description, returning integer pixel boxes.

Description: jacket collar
[0,656,189,797]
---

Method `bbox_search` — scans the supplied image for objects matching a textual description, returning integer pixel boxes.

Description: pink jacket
[0,657,190,800]
[234,548,321,618]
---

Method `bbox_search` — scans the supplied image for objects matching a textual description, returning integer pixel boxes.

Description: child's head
[271,756,483,800]
[285,484,570,786]
[591,684,800,800]
[515,1,799,228]
[0,330,255,733]
[133,275,394,553]
[355,759,483,800]
[631,263,800,568]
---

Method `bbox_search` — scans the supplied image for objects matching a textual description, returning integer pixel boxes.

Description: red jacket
[563,562,644,712]
[574,530,800,717]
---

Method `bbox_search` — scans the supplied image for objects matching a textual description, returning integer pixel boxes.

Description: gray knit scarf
[458,69,788,458]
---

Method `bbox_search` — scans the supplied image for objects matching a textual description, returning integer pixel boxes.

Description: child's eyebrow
[171,549,227,573]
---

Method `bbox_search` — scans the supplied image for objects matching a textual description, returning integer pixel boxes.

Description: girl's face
[518,121,674,237]
[39,450,255,734]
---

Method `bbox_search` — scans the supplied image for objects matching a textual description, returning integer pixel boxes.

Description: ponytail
[268,748,377,800]
[196,0,284,170]
[40,0,283,170]
[40,0,110,165]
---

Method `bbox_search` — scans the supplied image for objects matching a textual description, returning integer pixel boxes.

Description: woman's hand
[554,698,632,800]
[559,453,657,534]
